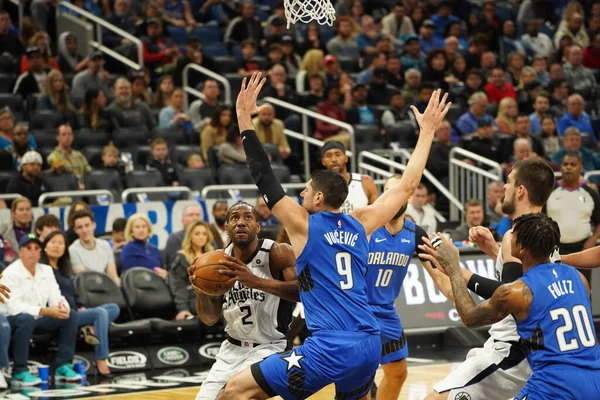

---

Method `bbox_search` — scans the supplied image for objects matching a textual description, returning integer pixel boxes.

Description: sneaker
[0,371,6,389]
[54,365,82,382]
[11,371,41,387]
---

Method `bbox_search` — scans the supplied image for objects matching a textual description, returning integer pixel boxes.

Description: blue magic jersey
[517,262,600,371]
[296,212,378,334]
[366,220,426,314]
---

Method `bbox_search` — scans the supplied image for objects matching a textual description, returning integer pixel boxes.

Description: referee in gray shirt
[545,152,600,283]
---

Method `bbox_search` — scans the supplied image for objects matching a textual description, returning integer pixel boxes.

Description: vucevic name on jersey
[221,239,293,344]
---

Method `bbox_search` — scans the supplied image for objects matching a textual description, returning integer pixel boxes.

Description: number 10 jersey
[222,239,294,344]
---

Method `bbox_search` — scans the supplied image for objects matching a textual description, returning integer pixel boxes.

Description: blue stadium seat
[212,56,240,73]
[195,26,222,43]
[320,27,336,43]
[203,43,230,57]
[167,25,188,45]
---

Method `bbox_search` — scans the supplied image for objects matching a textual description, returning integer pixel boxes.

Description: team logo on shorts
[454,393,471,400]
[282,350,304,371]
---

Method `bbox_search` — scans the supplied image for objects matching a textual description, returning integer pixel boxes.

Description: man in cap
[3,234,82,386]
[5,151,45,207]
[71,50,111,101]
[0,125,43,171]
[419,19,444,54]
[320,140,378,214]
[13,46,48,99]
[368,66,394,105]
[400,33,426,71]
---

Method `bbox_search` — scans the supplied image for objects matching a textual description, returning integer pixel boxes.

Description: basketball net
[283,0,336,28]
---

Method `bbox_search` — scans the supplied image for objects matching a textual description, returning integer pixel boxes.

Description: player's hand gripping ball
[190,251,235,296]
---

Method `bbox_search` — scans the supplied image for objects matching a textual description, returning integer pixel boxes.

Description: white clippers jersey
[488,246,561,342]
[339,173,369,214]
[222,239,294,344]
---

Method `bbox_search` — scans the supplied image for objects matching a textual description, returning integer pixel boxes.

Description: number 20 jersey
[365,219,425,317]
[295,212,379,335]
[222,239,294,344]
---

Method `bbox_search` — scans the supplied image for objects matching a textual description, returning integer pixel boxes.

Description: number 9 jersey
[366,219,428,364]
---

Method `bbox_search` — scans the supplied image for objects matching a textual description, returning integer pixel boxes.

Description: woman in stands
[200,107,233,163]
[540,114,561,156]
[79,87,113,132]
[152,75,174,109]
[120,213,167,279]
[496,97,518,134]
[167,220,214,320]
[42,231,119,377]
[65,201,90,246]
[158,87,192,130]
[37,70,75,118]
[0,197,33,266]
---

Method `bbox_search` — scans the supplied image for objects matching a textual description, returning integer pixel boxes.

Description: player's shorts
[251,330,380,400]
[433,337,531,400]
[375,311,408,365]
[196,338,287,400]
[514,366,600,400]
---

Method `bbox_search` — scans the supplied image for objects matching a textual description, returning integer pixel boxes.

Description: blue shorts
[515,367,600,400]
[251,331,380,400]
[375,312,408,365]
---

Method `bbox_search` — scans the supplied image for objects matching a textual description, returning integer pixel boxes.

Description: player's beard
[231,233,256,248]
[501,190,516,216]
[392,204,408,220]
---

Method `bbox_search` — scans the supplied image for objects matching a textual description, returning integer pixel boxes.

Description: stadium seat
[0,56,16,74]
[354,124,382,154]
[151,127,186,145]
[171,145,198,166]
[0,93,24,120]
[386,122,417,148]
[195,26,222,43]
[446,104,463,125]
[30,110,65,130]
[486,102,498,118]
[180,167,216,191]
[40,172,79,192]
[112,127,149,148]
[0,171,17,192]
[203,43,230,58]
[272,164,291,183]
[125,170,165,188]
[263,143,283,164]
[73,129,110,148]
[84,170,124,199]
[218,164,253,185]
[81,146,104,168]
[74,271,152,338]
[30,129,57,149]
[166,25,188,45]
[0,73,16,93]
[320,26,336,43]
[131,145,152,166]
[121,267,199,335]
[212,56,240,74]
[224,73,244,101]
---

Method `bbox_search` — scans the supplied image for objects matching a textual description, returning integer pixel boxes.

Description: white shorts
[433,337,532,400]
[196,339,287,400]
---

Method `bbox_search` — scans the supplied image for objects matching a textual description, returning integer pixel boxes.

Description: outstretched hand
[418,233,461,275]
[410,89,452,136]
[236,71,269,117]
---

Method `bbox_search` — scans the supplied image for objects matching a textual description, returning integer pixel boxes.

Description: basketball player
[365,174,430,400]
[217,72,450,400]
[321,141,378,213]
[188,202,298,400]
[420,214,600,399]
[418,159,557,400]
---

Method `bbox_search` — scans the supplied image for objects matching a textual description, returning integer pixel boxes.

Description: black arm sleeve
[414,225,430,264]
[501,261,523,283]
[467,274,502,300]
[241,129,286,209]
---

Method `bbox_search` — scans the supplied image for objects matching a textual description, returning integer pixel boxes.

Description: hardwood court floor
[85,363,454,400]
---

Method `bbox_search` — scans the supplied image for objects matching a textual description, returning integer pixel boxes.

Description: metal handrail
[183,64,231,107]
[358,151,464,213]
[584,171,600,180]
[0,193,24,202]
[449,159,502,181]
[201,183,306,199]
[121,186,193,203]
[264,96,356,177]
[449,147,503,176]
[58,1,143,70]
[39,189,114,205]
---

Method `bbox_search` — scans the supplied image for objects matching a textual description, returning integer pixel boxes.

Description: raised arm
[236,72,309,253]
[352,90,451,236]
[561,246,600,269]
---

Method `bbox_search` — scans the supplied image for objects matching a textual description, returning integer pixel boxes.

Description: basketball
[191,251,235,296]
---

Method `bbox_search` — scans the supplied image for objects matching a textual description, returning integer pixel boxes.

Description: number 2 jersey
[296,212,379,335]
[517,262,600,371]
[365,219,427,319]
[222,239,294,344]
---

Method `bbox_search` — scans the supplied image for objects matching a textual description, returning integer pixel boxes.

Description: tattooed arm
[433,234,532,328]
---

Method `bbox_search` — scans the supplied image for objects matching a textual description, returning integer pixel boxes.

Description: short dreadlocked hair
[512,213,560,259]
[226,201,260,222]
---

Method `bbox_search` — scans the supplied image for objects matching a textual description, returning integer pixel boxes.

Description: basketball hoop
[283,0,336,28]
